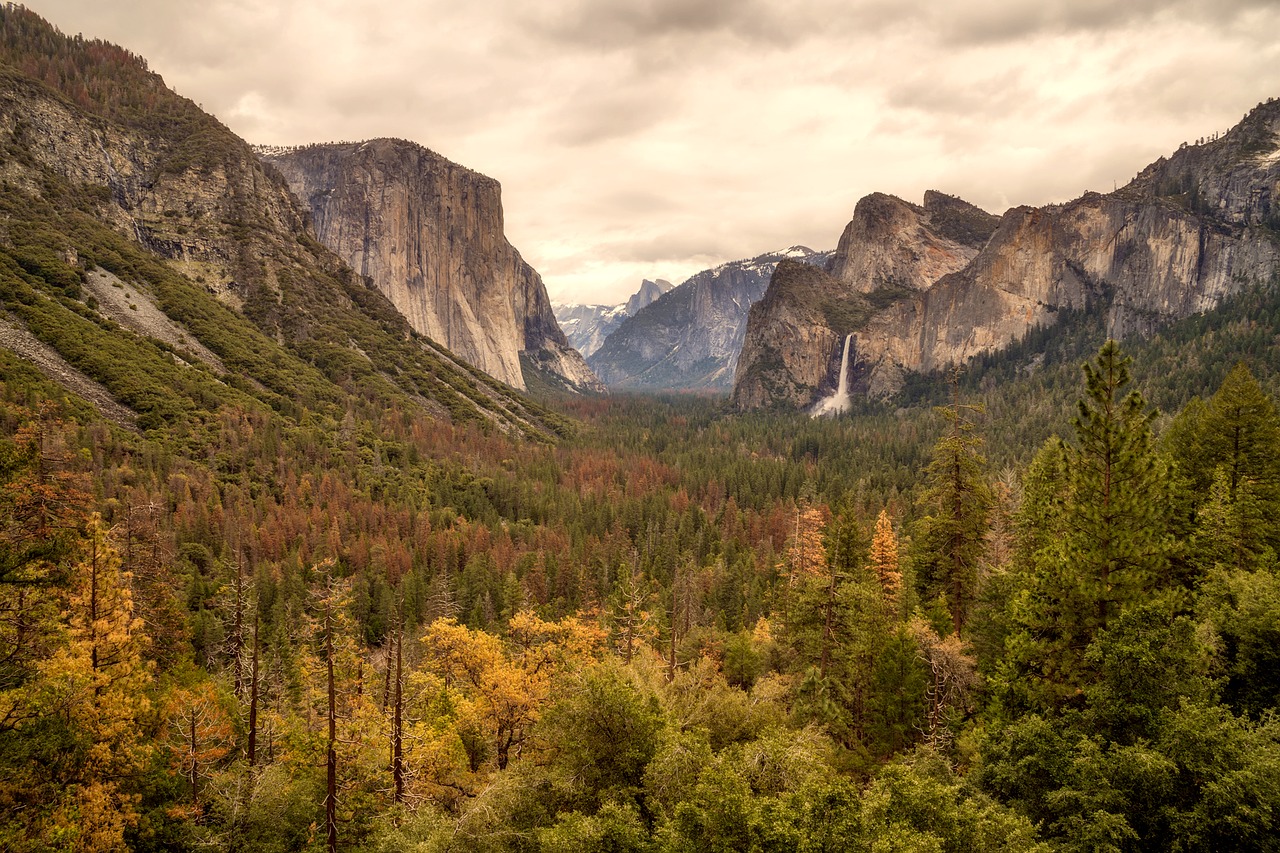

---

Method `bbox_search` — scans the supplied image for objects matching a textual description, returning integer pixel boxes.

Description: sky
[23,0,1280,305]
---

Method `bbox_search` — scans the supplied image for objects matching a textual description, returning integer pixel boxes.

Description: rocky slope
[0,6,571,437]
[589,247,832,390]
[734,101,1280,409]
[554,278,672,359]
[258,139,603,394]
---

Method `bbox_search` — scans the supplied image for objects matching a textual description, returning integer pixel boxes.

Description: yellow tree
[40,514,153,852]
[779,502,829,627]
[869,509,902,607]
[422,611,602,773]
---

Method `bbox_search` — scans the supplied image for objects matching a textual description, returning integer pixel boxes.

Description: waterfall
[811,333,854,417]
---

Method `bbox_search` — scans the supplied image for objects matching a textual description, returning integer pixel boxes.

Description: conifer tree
[1061,340,1170,626]
[1174,361,1280,499]
[869,509,902,608]
[911,397,992,634]
[40,515,153,851]
[998,342,1172,713]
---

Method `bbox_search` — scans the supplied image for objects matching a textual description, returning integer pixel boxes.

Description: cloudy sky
[24,0,1280,304]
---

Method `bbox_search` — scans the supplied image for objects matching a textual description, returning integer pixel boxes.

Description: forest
[1,5,1279,849]
[3,301,1280,852]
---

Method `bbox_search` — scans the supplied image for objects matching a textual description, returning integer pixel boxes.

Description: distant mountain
[734,99,1280,410]
[258,140,604,395]
[587,247,832,390]
[554,278,673,358]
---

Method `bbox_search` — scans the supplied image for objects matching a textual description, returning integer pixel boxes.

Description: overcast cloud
[23,0,1280,304]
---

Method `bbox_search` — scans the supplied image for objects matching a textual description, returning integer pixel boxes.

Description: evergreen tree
[911,398,992,635]
[998,343,1173,714]
[39,515,154,851]
[1172,361,1280,500]
[869,509,902,608]
[1062,340,1171,621]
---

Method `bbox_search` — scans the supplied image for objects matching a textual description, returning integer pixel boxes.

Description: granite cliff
[259,140,603,394]
[734,100,1280,409]
[0,6,570,436]
[589,247,831,390]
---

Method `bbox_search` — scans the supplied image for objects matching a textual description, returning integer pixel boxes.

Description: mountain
[588,247,832,390]
[257,140,604,395]
[734,101,1280,409]
[0,5,570,437]
[554,278,672,358]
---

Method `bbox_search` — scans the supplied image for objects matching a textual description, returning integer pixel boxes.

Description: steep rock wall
[262,139,602,393]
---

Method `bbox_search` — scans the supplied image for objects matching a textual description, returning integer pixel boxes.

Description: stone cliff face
[589,247,831,390]
[733,193,995,408]
[0,66,306,309]
[735,100,1280,409]
[733,261,849,409]
[829,191,998,293]
[260,140,603,393]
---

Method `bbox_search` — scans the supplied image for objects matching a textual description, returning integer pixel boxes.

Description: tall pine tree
[911,393,992,635]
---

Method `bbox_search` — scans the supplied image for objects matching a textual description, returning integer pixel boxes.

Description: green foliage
[2,24,1280,843]
[538,664,663,810]
[1199,567,1280,718]
[910,400,993,634]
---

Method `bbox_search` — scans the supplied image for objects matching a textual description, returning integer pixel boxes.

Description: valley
[1,5,1279,852]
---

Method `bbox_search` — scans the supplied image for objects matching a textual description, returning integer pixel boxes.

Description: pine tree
[997,342,1173,714]
[1166,362,1280,563]
[869,509,902,608]
[1176,362,1280,499]
[911,396,992,635]
[40,515,153,850]
[1061,340,1170,626]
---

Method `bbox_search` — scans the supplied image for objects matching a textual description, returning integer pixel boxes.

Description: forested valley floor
[5,297,1280,851]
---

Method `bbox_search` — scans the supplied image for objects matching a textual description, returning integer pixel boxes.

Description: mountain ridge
[554,278,673,358]
[0,5,572,438]
[733,100,1280,409]
[588,246,832,390]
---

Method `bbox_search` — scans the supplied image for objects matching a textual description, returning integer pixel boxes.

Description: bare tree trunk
[392,614,404,803]
[190,713,199,809]
[232,555,245,696]
[668,574,678,683]
[326,599,337,853]
[247,615,260,767]
[382,637,393,713]
[819,567,837,679]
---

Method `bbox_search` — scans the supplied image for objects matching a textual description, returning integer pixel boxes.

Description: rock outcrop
[555,278,672,359]
[829,191,998,293]
[589,247,831,390]
[260,139,604,394]
[734,100,1280,409]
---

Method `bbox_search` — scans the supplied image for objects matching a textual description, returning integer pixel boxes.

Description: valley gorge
[588,246,832,390]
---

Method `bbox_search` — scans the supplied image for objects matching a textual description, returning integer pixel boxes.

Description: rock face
[589,247,831,390]
[260,140,603,394]
[554,278,672,359]
[734,100,1280,409]
[830,191,998,293]
[0,6,571,436]
[733,261,850,409]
